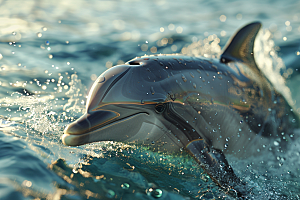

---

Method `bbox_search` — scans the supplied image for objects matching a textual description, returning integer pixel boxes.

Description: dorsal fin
[220,22,262,68]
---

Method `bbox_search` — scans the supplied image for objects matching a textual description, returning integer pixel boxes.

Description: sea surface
[0,0,300,199]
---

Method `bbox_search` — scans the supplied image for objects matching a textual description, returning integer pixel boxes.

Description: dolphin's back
[125,54,298,155]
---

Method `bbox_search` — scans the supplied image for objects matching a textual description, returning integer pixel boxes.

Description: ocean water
[0,0,300,199]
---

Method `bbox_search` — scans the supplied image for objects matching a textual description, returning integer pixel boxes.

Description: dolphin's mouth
[62,111,148,146]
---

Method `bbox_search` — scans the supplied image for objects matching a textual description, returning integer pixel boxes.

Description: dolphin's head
[62,57,181,148]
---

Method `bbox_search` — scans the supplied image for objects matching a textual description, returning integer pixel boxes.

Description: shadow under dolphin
[62,22,300,198]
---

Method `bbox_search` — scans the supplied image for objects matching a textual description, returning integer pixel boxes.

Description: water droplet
[273,100,277,104]
[258,124,261,127]
[190,72,194,78]
[151,141,155,144]
[240,120,243,124]
[213,129,217,132]
[150,188,163,198]
[238,128,241,131]
[224,143,228,148]
[141,100,144,104]
[181,74,187,82]
[274,141,279,146]
[47,47,51,51]
[292,119,296,123]
[268,108,271,111]
[186,121,189,123]
[106,190,115,198]
[12,32,16,35]
[150,86,155,95]
[37,32,42,37]
[193,83,196,89]
[121,183,130,189]
[225,137,229,142]
[257,149,260,152]
[269,147,272,151]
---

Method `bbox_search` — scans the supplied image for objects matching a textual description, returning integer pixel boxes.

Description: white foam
[254,29,295,108]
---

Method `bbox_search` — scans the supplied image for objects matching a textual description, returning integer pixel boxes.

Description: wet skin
[62,22,299,197]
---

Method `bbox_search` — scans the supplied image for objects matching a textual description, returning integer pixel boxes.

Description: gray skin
[62,22,299,197]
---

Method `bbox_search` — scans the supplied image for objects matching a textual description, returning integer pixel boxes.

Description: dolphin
[62,22,299,197]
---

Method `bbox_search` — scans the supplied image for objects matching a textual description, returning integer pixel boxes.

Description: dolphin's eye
[155,103,165,113]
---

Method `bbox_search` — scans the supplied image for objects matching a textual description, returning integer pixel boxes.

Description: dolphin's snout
[62,110,118,146]
[64,110,118,135]
[64,114,91,135]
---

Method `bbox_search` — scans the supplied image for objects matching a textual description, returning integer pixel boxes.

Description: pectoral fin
[186,139,250,198]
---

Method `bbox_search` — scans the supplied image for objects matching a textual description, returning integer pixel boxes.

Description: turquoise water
[0,0,300,199]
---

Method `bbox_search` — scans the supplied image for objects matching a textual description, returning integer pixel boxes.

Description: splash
[254,29,295,108]
[0,72,87,138]
[181,34,222,58]
[63,74,87,114]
